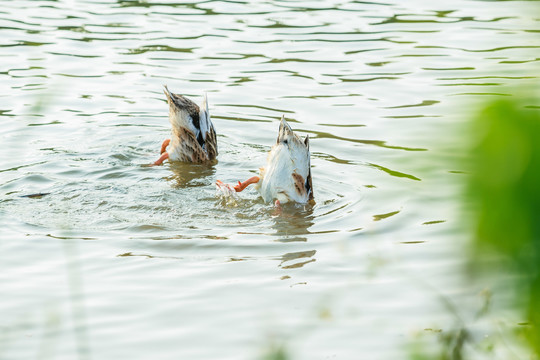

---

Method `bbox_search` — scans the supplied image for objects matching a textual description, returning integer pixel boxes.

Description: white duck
[153,86,217,165]
[217,116,313,206]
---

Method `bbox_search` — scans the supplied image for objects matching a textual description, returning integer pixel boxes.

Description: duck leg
[215,176,259,194]
[233,176,260,192]
[160,139,170,154]
[153,152,169,166]
[273,199,283,215]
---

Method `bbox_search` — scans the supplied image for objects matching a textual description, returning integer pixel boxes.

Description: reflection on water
[1,0,539,359]
[279,250,316,270]
[166,161,217,188]
[272,205,315,242]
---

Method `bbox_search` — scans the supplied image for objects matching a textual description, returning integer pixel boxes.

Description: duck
[153,86,218,165]
[216,115,313,206]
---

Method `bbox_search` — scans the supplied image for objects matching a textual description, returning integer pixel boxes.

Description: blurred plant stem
[63,236,92,360]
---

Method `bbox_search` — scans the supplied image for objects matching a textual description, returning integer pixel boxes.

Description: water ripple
[1,1,539,358]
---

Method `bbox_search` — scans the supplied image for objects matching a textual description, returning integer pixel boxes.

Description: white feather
[199,93,210,144]
[257,117,311,204]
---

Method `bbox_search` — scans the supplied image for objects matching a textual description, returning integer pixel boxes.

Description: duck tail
[163,85,173,103]
[199,92,211,139]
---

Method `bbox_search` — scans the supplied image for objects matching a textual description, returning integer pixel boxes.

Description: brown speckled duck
[153,86,217,165]
[217,116,313,206]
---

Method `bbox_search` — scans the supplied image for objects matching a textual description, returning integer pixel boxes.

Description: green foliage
[260,343,289,360]
[408,328,469,360]
[469,99,540,256]
[467,96,540,355]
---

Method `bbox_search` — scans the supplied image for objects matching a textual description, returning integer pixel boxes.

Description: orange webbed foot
[273,199,283,215]
[215,180,230,190]
[216,180,237,200]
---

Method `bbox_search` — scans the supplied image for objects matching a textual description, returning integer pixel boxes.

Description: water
[1,0,539,359]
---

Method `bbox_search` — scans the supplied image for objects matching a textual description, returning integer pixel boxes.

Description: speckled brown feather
[166,91,200,124]
[292,172,307,198]
[205,126,218,160]
[171,127,209,162]
[163,86,218,163]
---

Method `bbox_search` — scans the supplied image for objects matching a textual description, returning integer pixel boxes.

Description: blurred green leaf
[467,96,540,355]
